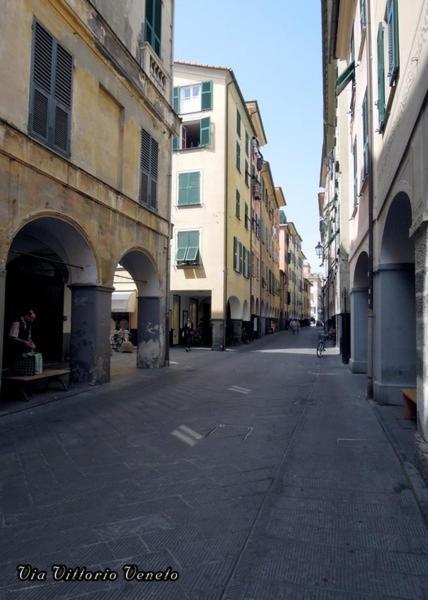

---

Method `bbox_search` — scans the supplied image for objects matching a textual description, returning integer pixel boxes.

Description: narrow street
[1,327,428,599]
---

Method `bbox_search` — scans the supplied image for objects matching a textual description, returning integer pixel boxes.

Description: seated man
[8,309,37,361]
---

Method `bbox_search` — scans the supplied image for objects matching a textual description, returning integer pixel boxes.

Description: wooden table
[6,369,70,402]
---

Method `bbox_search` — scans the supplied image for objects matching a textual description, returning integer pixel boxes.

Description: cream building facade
[321,0,428,440]
[0,0,178,386]
[170,63,285,347]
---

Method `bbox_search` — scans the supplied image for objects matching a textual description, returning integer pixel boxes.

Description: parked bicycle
[316,332,329,358]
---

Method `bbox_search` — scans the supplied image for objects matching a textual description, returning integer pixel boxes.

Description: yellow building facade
[0,0,179,386]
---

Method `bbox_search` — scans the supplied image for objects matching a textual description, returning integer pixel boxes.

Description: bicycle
[316,333,329,358]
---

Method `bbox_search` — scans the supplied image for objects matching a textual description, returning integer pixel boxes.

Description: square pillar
[350,288,368,373]
[69,284,113,385]
[211,319,225,351]
[137,296,165,368]
[415,223,428,440]
[231,319,242,345]
[0,269,5,392]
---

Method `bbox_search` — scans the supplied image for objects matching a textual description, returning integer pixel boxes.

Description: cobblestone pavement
[1,327,428,599]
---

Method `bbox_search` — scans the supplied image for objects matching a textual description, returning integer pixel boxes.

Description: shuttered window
[233,237,239,272]
[244,203,249,229]
[200,117,211,146]
[353,138,358,207]
[140,128,159,210]
[236,142,241,172]
[362,90,369,177]
[235,190,240,219]
[377,23,386,129]
[245,159,249,187]
[236,110,241,138]
[145,0,162,57]
[173,86,180,113]
[243,246,248,278]
[178,172,201,206]
[176,230,200,264]
[29,21,73,156]
[245,131,249,156]
[387,0,399,85]
[360,0,367,30]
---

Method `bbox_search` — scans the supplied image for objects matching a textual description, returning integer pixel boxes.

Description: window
[236,109,241,138]
[387,0,399,85]
[377,23,386,129]
[360,0,367,31]
[233,237,243,273]
[178,172,200,206]
[176,230,200,265]
[236,142,241,172]
[173,81,212,114]
[245,159,249,187]
[173,117,211,150]
[235,190,240,219]
[145,0,162,56]
[244,203,249,229]
[29,21,73,156]
[362,90,369,177]
[243,246,248,278]
[140,128,158,209]
[245,131,249,156]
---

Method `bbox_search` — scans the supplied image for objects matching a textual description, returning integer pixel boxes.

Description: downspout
[165,0,175,366]
[366,0,375,398]
[222,79,233,350]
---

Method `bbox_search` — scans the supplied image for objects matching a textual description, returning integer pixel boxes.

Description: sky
[174,0,324,271]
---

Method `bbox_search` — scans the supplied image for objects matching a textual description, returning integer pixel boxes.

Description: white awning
[111,291,136,313]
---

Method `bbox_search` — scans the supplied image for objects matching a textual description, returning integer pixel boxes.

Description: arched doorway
[114,249,164,370]
[350,251,369,373]
[3,217,105,384]
[374,193,416,404]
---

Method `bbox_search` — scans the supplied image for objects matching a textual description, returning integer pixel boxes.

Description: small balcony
[138,41,170,98]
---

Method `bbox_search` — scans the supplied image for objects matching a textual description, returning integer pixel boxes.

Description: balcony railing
[138,41,170,98]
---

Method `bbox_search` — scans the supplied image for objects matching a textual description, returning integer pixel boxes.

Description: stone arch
[350,251,369,374]
[374,192,415,403]
[227,296,241,320]
[4,215,108,384]
[242,300,250,321]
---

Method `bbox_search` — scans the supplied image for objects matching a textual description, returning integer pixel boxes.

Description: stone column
[0,269,6,392]
[211,319,225,351]
[137,296,165,368]
[350,288,368,373]
[69,284,113,385]
[231,319,242,345]
[414,223,428,441]
[373,264,416,404]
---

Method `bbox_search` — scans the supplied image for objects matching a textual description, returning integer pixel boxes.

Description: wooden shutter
[238,242,243,273]
[186,230,199,262]
[387,0,399,85]
[176,231,188,262]
[173,137,179,151]
[245,131,249,156]
[201,81,213,110]
[53,43,73,153]
[173,86,180,113]
[178,172,200,205]
[360,0,366,29]
[362,92,368,176]
[145,0,162,56]
[233,237,238,271]
[377,23,386,128]
[236,142,240,171]
[236,110,241,137]
[30,22,53,142]
[235,189,240,218]
[200,117,211,146]
[140,129,158,209]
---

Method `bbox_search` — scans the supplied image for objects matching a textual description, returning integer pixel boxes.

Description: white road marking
[228,385,251,395]
[170,361,179,365]
[171,429,197,446]
[178,424,202,440]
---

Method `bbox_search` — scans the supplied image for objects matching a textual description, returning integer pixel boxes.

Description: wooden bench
[6,369,70,402]
[402,388,417,420]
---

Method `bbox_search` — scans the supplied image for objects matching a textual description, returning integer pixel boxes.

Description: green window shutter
[145,0,162,57]
[233,237,238,271]
[173,86,180,113]
[236,142,241,171]
[172,137,179,151]
[353,138,358,206]
[140,128,158,209]
[201,80,213,110]
[377,23,386,129]
[30,21,73,155]
[238,242,243,273]
[362,91,369,176]
[235,189,240,219]
[245,131,249,156]
[177,231,199,263]
[200,117,211,146]
[360,0,367,30]
[236,110,241,137]
[245,160,249,186]
[178,172,200,205]
[176,231,188,262]
[245,203,249,229]
[387,0,399,85]
[336,61,355,96]
[243,247,247,278]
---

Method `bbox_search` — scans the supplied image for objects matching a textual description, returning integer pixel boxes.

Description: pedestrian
[184,318,193,351]
[8,308,37,361]
[290,319,297,335]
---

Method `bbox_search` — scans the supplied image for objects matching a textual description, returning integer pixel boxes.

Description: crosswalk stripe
[171,429,197,446]
[178,424,202,440]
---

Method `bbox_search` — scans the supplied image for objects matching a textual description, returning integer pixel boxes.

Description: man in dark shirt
[8,309,37,362]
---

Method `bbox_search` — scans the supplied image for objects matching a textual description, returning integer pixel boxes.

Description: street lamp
[315,241,323,261]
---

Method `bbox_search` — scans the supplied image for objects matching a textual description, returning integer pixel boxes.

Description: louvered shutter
[140,129,158,209]
[377,23,386,128]
[30,22,53,142]
[53,44,73,153]
[173,86,180,113]
[387,0,399,85]
[200,117,211,146]
[201,81,213,110]
[233,237,238,271]
[362,92,369,176]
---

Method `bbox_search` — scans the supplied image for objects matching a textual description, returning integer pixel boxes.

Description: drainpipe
[366,0,375,398]
[222,80,233,350]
